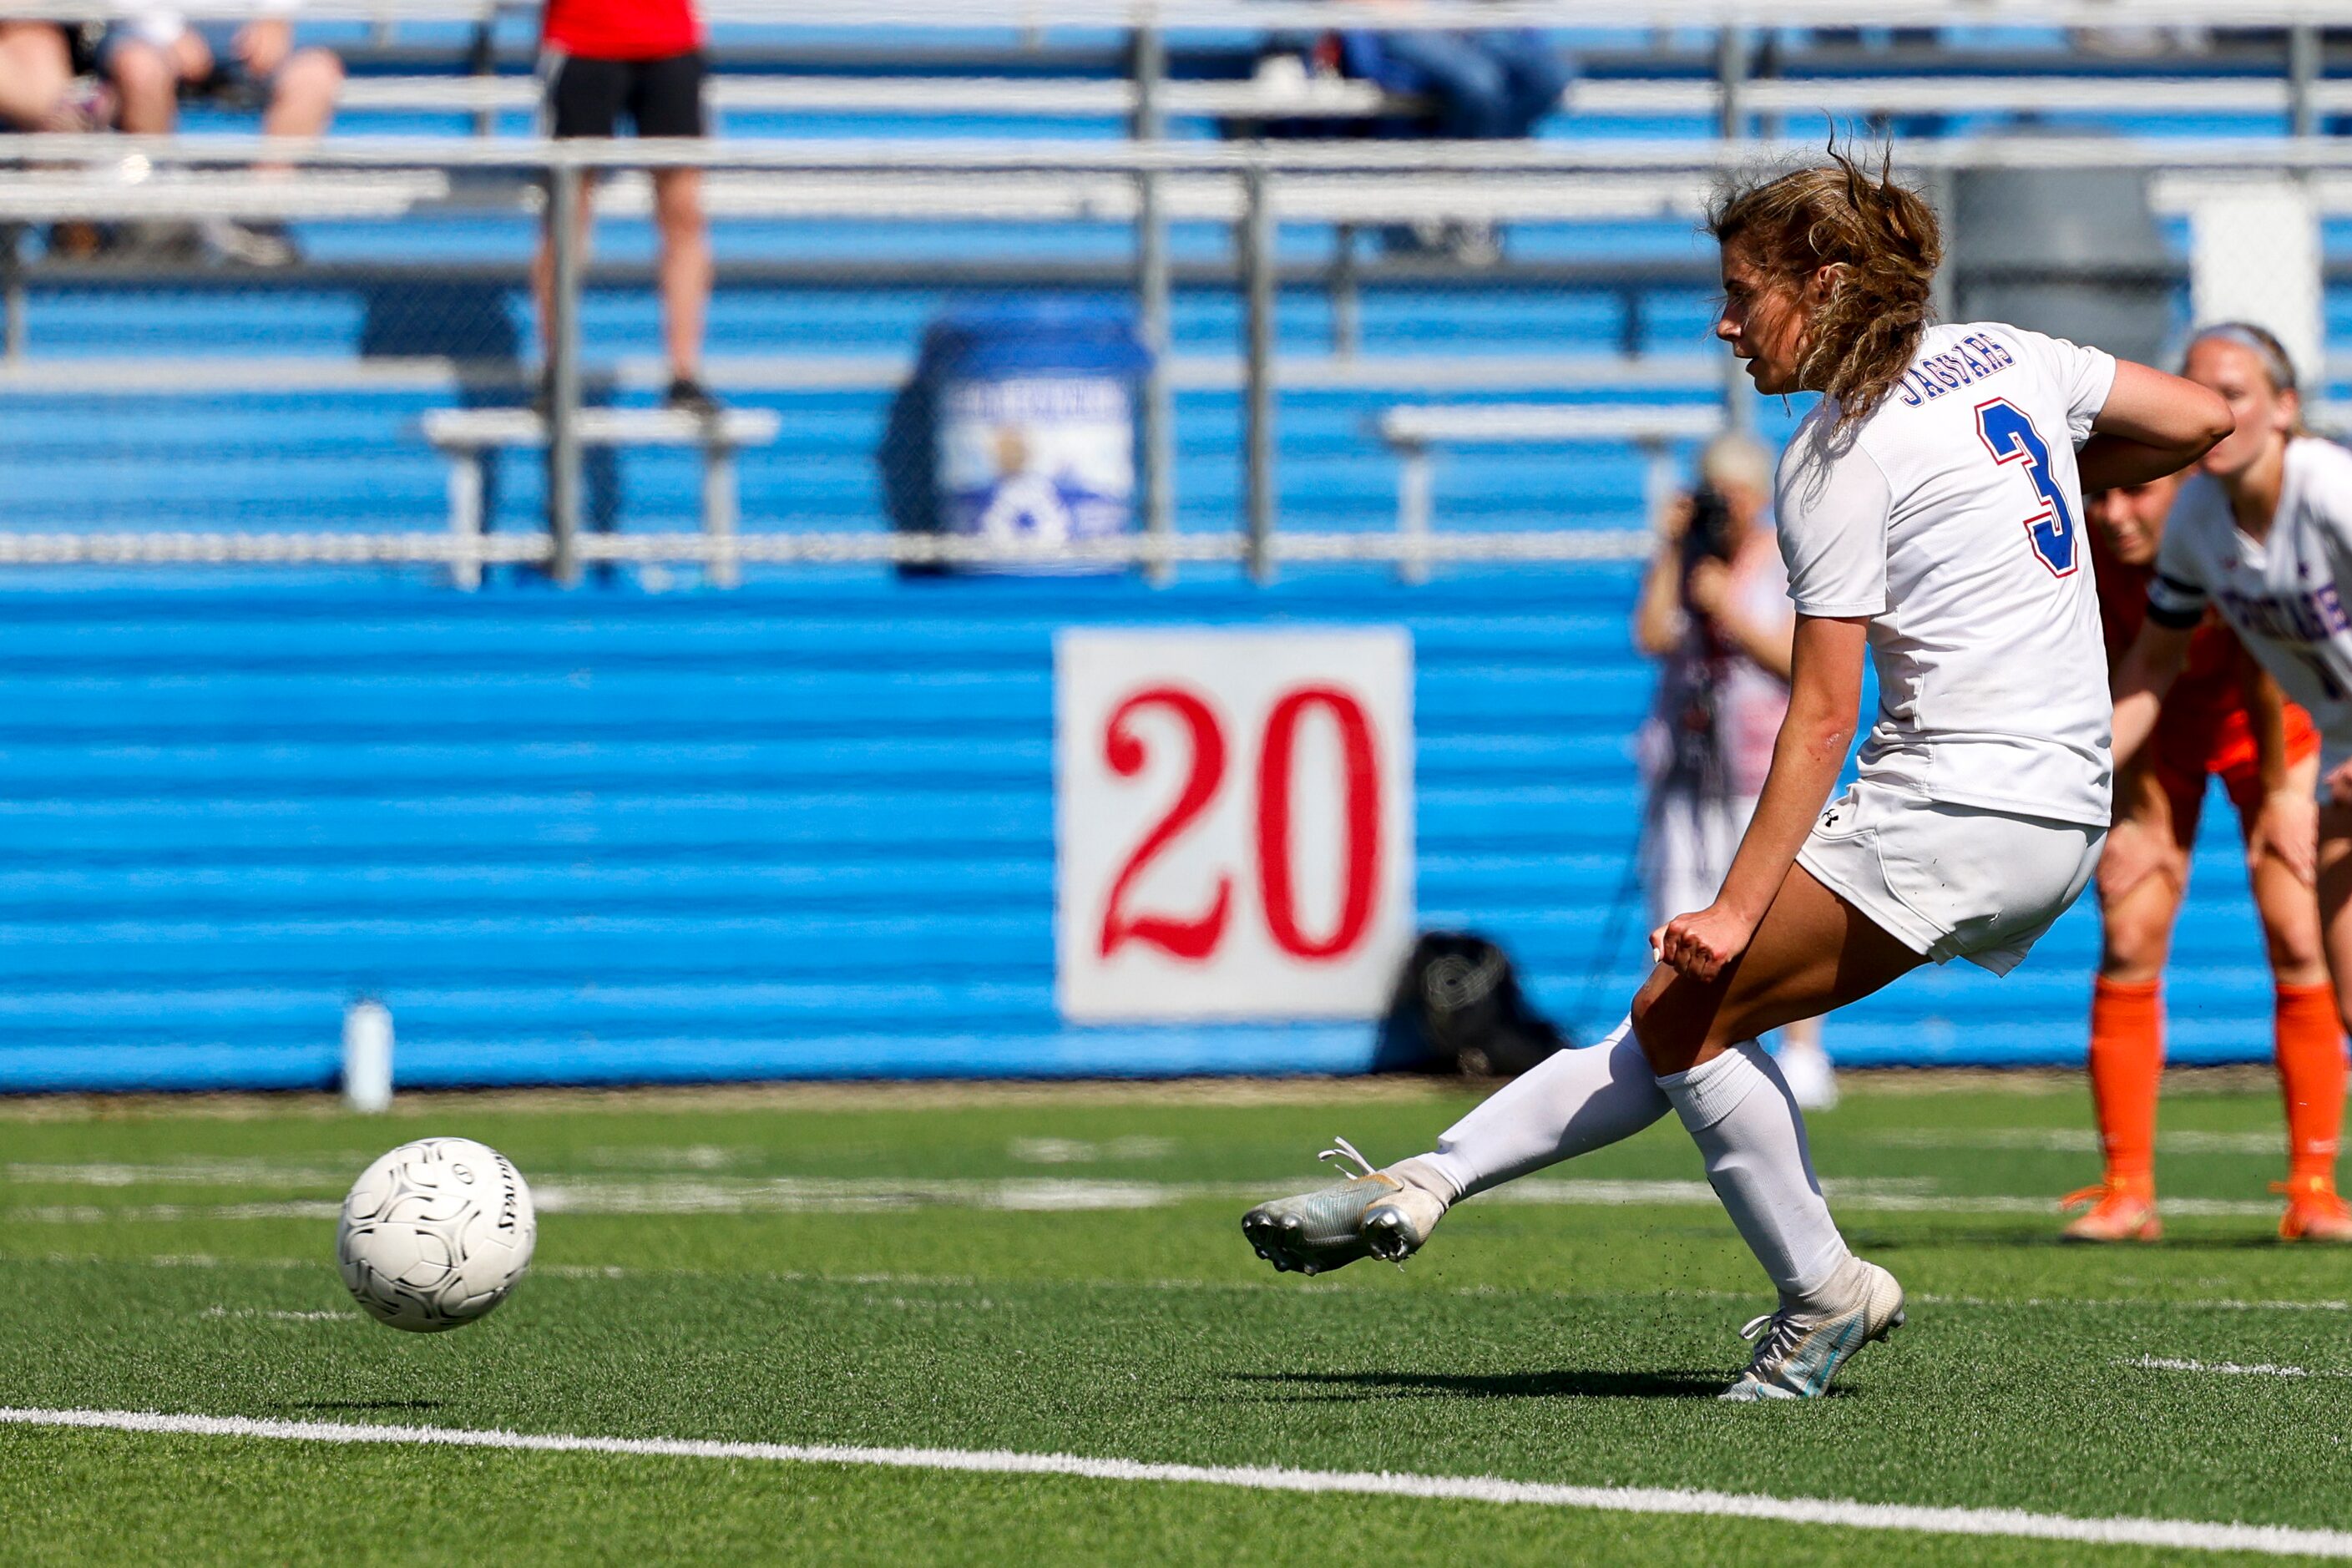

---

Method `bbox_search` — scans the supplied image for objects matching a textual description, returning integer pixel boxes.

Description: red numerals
[1098,687,1233,960]
[1256,688,1380,960]
[1098,682,1383,965]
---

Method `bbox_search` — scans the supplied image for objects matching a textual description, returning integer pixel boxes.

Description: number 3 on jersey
[1975,397,2078,578]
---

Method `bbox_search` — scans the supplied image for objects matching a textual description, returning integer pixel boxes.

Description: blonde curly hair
[1710,147,1943,432]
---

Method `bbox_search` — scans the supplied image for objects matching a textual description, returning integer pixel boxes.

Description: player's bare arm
[2111,619,2196,771]
[2078,360,2233,493]
[1655,613,1865,982]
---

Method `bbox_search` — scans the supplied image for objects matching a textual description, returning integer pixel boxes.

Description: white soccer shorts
[1795,781,2102,976]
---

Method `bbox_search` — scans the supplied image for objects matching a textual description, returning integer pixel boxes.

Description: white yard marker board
[1055,629,1413,1023]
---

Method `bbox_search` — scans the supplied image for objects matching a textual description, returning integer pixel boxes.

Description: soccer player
[2110,322,2352,1243]
[1240,150,2233,1400]
[2066,458,2337,1242]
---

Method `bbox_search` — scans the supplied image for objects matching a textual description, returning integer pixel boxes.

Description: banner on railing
[1055,628,1414,1023]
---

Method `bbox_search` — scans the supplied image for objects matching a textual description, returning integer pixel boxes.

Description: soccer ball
[337,1137,536,1333]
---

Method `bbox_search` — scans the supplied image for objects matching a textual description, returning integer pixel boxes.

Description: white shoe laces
[1738,1310,1803,1369]
[1318,1136,1378,1181]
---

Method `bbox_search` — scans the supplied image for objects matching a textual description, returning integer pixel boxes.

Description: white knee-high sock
[1404,1015,1672,1202]
[1658,1040,1850,1303]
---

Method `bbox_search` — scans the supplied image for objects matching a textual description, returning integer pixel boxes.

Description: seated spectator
[96,3,343,264]
[1332,26,1570,142]
[1267,25,1569,264]
[0,21,96,131]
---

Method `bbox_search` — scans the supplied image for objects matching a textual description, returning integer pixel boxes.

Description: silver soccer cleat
[1718,1257,1906,1402]
[1242,1137,1442,1275]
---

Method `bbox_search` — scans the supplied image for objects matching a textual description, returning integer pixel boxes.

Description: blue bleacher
[0,22,2324,1088]
[0,570,2285,1092]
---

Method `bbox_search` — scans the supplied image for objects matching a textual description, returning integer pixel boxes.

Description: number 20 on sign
[1055,629,1414,1023]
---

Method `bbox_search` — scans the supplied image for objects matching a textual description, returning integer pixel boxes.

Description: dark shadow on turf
[1227,1369,1722,1401]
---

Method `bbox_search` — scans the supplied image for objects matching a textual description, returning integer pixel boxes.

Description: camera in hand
[1681,484,1737,574]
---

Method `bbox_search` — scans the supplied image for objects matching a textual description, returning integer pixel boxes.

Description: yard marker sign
[1055,629,1412,1023]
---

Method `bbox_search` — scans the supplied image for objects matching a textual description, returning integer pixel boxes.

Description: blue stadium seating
[0,571,2282,1092]
[0,24,2319,1088]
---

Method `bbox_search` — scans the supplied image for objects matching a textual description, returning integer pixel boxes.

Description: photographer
[1631,432,1839,1109]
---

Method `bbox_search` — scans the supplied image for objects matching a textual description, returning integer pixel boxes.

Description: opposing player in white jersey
[2110,323,2352,1242]
[1240,152,2231,1400]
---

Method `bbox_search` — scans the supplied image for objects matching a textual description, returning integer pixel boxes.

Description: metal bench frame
[1374,402,1722,582]
[421,406,781,589]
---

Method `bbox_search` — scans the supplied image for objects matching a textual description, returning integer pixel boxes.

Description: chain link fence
[0,129,2340,584]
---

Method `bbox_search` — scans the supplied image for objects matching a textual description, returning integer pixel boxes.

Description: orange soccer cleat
[2273,1176,2352,1242]
[2061,1181,2162,1242]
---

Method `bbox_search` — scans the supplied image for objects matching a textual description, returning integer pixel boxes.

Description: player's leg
[1625,861,1917,1264]
[1626,862,1921,1399]
[1687,788,1838,1110]
[1243,862,1914,1277]
[1632,790,2098,1397]
[1421,781,1712,1201]
[1370,789,1880,1238]
[2285,788,2352,1241]
[2067,770,2193,1240]
[1241,784,1699,1273]
[2231,751,2336,1196]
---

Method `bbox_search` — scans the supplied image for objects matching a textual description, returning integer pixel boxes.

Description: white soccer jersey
[2147,436,2352,746]
[1774,321,2117,827]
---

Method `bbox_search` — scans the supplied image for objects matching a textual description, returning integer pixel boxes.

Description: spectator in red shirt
[533,0,716,414]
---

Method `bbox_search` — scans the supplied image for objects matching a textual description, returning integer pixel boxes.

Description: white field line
[1009,1136,1178,1165]
[2,1406,2346,1560]
[5,1160,355,1187]
[2125,1356,2352,1379]
[0,1173,2282,1222]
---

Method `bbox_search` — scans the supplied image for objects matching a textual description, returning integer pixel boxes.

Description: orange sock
[2274,983,2347,1187]
[2089,977,2164,1190]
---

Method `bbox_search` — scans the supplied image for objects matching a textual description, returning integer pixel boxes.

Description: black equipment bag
[1375,931,1570,1078]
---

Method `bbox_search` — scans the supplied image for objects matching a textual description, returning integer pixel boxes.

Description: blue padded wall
[0,567,2278,1093]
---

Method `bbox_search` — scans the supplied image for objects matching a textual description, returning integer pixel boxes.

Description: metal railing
[4,0,2352,584]
[0,132,1750,584]
[8,2,2352,26]
[0,129,2347,583]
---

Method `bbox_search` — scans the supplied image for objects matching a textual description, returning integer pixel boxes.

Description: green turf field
[5,1074,2351,1565]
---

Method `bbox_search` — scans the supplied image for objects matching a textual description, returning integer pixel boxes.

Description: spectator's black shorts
[542,49,706,139]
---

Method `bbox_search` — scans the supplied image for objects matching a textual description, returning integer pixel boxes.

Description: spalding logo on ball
[338,1137,536,1332]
